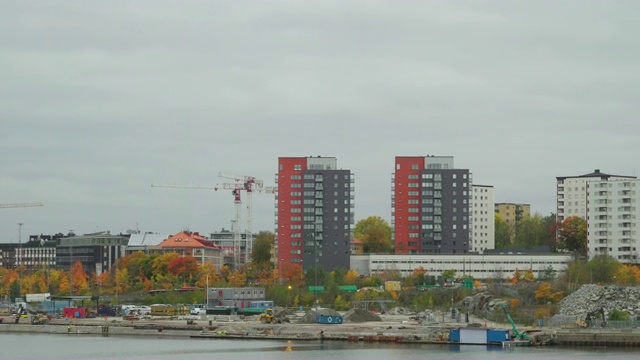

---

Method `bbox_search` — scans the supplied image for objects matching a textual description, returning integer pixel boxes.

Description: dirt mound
[343,308,382,323]
[387,307,415,316]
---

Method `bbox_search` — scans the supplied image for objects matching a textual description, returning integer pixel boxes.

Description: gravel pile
[342,308,382,323]
[556,284,640,318]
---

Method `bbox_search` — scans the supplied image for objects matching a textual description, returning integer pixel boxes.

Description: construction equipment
[258,308,289,324]
[0,202,44,209]
[217,172,276,265]
[584,307,607,328]
[500,304,529,340]
[14,305,49,325]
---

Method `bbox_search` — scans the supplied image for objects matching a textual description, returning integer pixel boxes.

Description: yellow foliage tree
[344,270,359,285]
[115,268,130,295]
[58,270,70,294]
[473,280,483,289]
[523,269,535,282]
[227,270,246,287]
[535,282,565,304]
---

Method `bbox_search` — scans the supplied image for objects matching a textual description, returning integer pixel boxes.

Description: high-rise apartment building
[276,157,354,272]
[556,169,634,222]
[587,178,640,263]
[471,185,495,253]
[495,203,530,243]
[392,156,472,255]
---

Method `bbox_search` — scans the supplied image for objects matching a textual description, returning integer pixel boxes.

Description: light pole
[17,223,23,298]
[287,285,292,309]
[206,275,209,308]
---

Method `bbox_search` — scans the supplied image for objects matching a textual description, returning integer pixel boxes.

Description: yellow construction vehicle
[259,308,278,324]
[258,308,289,324]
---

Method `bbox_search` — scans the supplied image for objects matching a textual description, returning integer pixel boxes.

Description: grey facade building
[393,156,472,255]
[276,156,354,273]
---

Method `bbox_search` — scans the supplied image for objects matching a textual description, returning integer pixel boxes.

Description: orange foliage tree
[167,256,200,283]
[535,282,564,303]
[70,261,89,295]
[280,263,304,287]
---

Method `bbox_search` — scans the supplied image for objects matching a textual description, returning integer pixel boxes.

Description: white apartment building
[587,179,640,263]
[557,169,635,223]
[471,185,495,253]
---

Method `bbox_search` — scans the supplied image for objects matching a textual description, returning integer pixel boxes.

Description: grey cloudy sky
[1,1,638,242]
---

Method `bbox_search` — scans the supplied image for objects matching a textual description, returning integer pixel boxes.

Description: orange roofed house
[152,231,224,270]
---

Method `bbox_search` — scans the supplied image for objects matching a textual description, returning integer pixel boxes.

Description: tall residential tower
[276,157,354,272]
[392,156,472,255]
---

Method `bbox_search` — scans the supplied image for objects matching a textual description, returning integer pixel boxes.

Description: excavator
[14,305,50,325]
[500,304,529,340]
[579,307,607,328]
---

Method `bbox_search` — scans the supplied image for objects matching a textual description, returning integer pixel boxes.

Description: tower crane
[151,176,276,269]
[217,172,276,264]
[0,202,44,209]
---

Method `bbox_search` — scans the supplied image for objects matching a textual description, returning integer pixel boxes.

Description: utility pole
[69,230,74,296]
[17,223,23,266]
[17,223,23,297]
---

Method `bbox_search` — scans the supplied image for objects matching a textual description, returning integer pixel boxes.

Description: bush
[608,309,630,321]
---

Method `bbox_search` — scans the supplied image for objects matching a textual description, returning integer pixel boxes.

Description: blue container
[316,315,343,324]
[449,329,460,342]
[487,329,510,343]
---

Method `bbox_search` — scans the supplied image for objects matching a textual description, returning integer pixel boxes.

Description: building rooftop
[557,169,636,180]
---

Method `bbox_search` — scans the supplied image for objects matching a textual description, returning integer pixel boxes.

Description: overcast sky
[1,1,638,242]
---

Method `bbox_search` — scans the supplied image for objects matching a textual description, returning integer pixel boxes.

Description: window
[294,164,302,171]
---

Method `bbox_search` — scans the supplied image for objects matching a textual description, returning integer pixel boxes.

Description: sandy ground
[22,312,487,342]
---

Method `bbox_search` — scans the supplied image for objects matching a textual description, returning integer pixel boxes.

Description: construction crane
[151,177,275,269]
[0,202,44,209]
[217,172,276,265]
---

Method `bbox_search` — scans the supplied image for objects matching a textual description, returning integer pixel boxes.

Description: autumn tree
[412,266,427,285]
[280,263,304,287]
[152,252,180,281]
[227,270,247,287]
[167,256,200,284]
[535,282,564,303]
[344,270,359,285]
[354,216,392,253]
[70,260,89,295]
[614,264,640,285]
[115,268,130,295]
[556,216,587,259]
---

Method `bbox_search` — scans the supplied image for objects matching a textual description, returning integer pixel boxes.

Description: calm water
[1,333,638,360]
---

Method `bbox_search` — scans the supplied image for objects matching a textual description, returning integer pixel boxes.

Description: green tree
[494,213,512,248]
[556,216,588,259]
[251,231,275,267]
[587,255,620,284]
[354,216,392,253]
[514,213,548,247]
[9,280,21,301]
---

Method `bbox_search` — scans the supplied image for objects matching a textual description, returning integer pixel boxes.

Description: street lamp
[287,285,292,309]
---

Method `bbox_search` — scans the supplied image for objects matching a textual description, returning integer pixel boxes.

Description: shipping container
[316,315,343,324]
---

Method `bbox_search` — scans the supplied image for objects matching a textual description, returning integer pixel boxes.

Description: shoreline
[2,315,640,347]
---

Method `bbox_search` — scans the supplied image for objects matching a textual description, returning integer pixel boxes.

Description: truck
[25,293,51,303]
